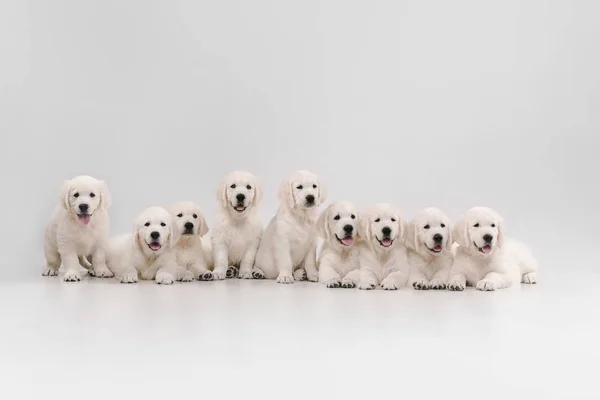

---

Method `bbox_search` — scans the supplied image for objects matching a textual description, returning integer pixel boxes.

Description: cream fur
[357,203,409,290]
[43,175,112,282]
[105,206,193,285]
[406,207,454,290]
[447,206,539,291]
[253,170,326,283]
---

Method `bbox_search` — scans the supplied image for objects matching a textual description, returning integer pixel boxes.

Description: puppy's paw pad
[155,272,175,285]
[252,268,265,280]
[324,278,341,288]
[476,279,498,291]
[429,280,446,290]
[412,279,430,290]
[121,272,138,284]
[63,271,81,282]
[179,271,194,282]
[447,281,465,291]
[293,269,307,281]
[226,266,239,279]
[358,281,376,290]
[238,270,253,279]
[341,279,356,289]
[42,268,59,277]
[199,271,214,281]
[276,275,294,284]
[381,281,399,290]
[522,273,537,284]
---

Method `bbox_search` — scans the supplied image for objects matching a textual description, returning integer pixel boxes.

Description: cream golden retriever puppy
[169,201,212,280]
[317,201,361,288]
[43,175,112,282]
[406,207,453,290]
[253,170,326,283]
[357,203,409,290]
[106,206,193,284]
[447,206,538,291]
[211,171,264,280]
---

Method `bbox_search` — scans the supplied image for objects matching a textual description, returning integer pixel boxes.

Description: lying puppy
[317,201,361,288]
[106,206,193,284]
[43,175,113,282]
[254,170,326,283]
[406,207,453,290]
[357,203,409,290]
[211,171,264,280]
[447,206,538,291]
[169,201,211,280]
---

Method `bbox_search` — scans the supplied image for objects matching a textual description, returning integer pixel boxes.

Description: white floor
[2,272,598,400]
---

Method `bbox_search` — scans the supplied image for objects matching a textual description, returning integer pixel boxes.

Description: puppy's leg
[212,242,229,280]
[381,271,406,291]
[43,243,61,277]
[447,263,467,291]
[91,247,113,278]
[319,263,341,288]
[239,239,260,279]
[120,267,139,284]
[302,242,319,282]
[176,266,194,282]
[60,249,82,282]
[293,268,307,281]
[522,272,537,284]
[274,236,294,284]
[155,266,176,285]
[341,269,360,288]
[358,268,378,290]
[409,269,430,290]
[189,256,212,281]
[476,272,511,291]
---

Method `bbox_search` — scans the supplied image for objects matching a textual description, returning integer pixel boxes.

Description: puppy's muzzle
[304,194,315,207]
[336,224,355,246]
[477,235,494,254]
[377,226,393,247]
[233,193,247,213]
[147,231,162,251]
[183,222,194,235]
[77,203,92,225]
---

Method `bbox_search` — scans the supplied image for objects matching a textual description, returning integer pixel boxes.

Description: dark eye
[424,224,430,229]
[474,223,480,228]
[391,218,396,222]
[246,185,252,190]
[193,214,198,219]
[160,222,166,227]
[441,223,445,228]
[177,213,183,218]
[334,215,341,221]
[230,184,236,189]
[313,184,317,188]
[351,214,356,219]
[491,223,496,228]
[89,193,96,198]
[296,185,303,190]
[73,193,79,198]
[144,222,150,227]
[375,218,380,223]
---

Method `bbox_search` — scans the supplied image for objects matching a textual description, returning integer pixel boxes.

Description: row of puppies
[43,171,538,290]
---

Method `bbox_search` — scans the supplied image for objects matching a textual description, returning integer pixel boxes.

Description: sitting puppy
[169,201,212,281]
[447,206,538,291]
[254,170,326,284]
[43,175,113,282]
[406,207,453,290]
[106,206,193,284]
[211,171,264,280]
[317,201,361,288]
[357,203,409,290]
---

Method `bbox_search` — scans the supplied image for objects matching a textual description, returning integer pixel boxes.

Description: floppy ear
[404,220,419,252]
[316,206,330,241]
[496,215,505,248]
[253,180,264,206]
[216,179,228,209]
[60,180,71,210]
[277,178,295,209]
[170,218,180,248]
[197,211,209,237]
[132,222,143,253]
[444,223,453,251]
[453,217,469,248]
[398,218,406,241]
[358,214,372,242]
[317,180,327,205]
[98,180,111,211]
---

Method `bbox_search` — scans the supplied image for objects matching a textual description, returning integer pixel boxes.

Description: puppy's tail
[79,256,93,270]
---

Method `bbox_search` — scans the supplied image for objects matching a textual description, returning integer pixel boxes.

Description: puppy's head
[453,206,504,257]
[359,203,404,249]
[405,207,452,255]
[133,206,178,256]
[278,170,326,211]
[60,175,111,225]
[168,201,208,239]
[316,201,359,247]
[217,170,263,217]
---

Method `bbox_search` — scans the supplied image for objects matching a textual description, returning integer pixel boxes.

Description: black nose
[343,224,353,234]
[184,222,194,230]
[433,233,443,243]
[483,234,493,243]
[382,227,391,236]
[150,231,160,240]
[236,193,245,203]
[78,203,89,213]
[306,194,315,204]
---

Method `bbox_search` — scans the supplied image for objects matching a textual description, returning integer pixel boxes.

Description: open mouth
[147,241,162,251]
[336,235,354,246]
[477,243,492,254]
[77,213,92,225]
[428,244,443,253]
[233,203,247,213]
[377,237,393,247]
[183,230,194,236]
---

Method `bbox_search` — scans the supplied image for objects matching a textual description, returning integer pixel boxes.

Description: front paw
[93,265,114,278]
[447,280,465,291]
[293,269,307,281]
[212,269,226,280]
[522,272,537,284]
[252,268,265,279]
[358,280,377,290]
[341,278,356,289]
[307,272,319,282]
[412,279,430,290]
[476,279,498,291]
[121,271,138,284]
[323,278,341,288]
[198,271,214,281]
[155,271,175,285]
[238,269,253,279]
[42,268,59,277]
[179,270,194,282]
[381,279,399,291]
[276,274,294,284]
[429,280,446,290]
[226,266,239,279]
[63,270,81,282]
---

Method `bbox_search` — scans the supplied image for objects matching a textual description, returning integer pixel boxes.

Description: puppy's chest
[225,224,259,247]
[286,222,314,247]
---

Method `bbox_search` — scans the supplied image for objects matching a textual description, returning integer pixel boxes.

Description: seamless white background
[1,1,599,399]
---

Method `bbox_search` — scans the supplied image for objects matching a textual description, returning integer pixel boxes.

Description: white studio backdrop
[0,0,598,279]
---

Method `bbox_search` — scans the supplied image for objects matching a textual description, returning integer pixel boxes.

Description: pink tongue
[482,245,492,254]
[341,237,354,246]
[381,238,392,247]
[78,215,91,225]
[433,245,442,252]
[149,243,161,251]
[235,205,245,211]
